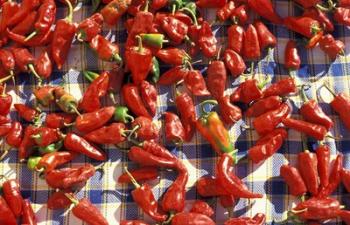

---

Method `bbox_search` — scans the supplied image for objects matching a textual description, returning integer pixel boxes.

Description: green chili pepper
[27,156,42,171]
[114,106,134,123]
[38,140,63,154]
[56,94,79,114]
[140,33,166,49]
[150,57,160,83]
[83,70,100,83]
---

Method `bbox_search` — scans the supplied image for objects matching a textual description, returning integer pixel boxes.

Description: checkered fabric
[1,0,350,224]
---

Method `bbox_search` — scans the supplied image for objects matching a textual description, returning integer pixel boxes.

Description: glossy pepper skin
[219,195,235,209]
[231,4,249,25]
[318,153,343,197]
[164,112,185,144]
[218,95,242,125]
[75,106,115,133]
[155,48,190,66]
[2,179,23,217]
[100,0,129,26]
[33,86,56,107]
[131,116,159,141]
[158,66,188,85]
[334,7,350,26]
[121,220,150,225]
[224,213,266,225]
[172,212,215,225]
[284,16,321,38]
[0,1,20,46]
[47,191,71,209]
[198,21,217,58]
[300,99,333,130]
[319,34,345,60]
[45,113,75,129]
[90,35,122,63]
[247,0,282,24]
[330,92,350,130]
[254,20,277,50]
[230,79,263,104]
[140,80,157,116]
[207,60,226,100]
[10,11,37,36]
[118,166,159,184]
[28,0,56,39]
[293,197,340,220]
[224,49,246,77]
[196,176,231,197]
[77,13,103,42]
[253,103,290,136]
[217,153,263,198]
[22,199,37,225]
[342,168,350,193]
[184,70,210,96]
[142,141,177,160]
[227,25,244,54]
[84,123,126,144]
[70,197,108,225]
[0,196,17,225]
[303,8,333,33]
[0,123,12,137]
[7,0,40,27]
[282,118,328,140]
[263,78,297,97]
[190,200,214,217]
[0,49,15,74]
[161,17,188,45]
[34,50,53,79]
[18,126,37,161]
[6,122,23,148]
[196,111,235,155]
[175,92,196,141]
[0,85,12,116]
[316,145,330,190]
[32,127,61,147]
[284,40,301,71]
[298,151,319,196]
[36,151,77,173]
[217,1,235,21]
[246,96,282,117]
[242,24,261,60]
[122,83,152,118]
[280,164,307,196]
[64,133,106,161]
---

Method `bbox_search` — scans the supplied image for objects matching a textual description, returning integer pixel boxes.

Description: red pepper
[252,103,290,136]
[172,212,215,225]
[175,92,196,141]
[142,141,177,161]
[150,0,167,11]
[2,179,23,217]
[282,117,328,140]
[0,115,9,125]
[293,197,340,220]
[0,123,11,137]
[11,48,42,82]
[248,128,287,163]
[7,0,40,27]
[196,0,226,8]
[76,13,103,42]
[316,144,330,190]
[298,151,319,196]
[140,80,157,116]
[10,11,37,36]
[131,116,159,141]
[207,59,227,100]
[68,196,108,225]
[121,221,150,225]
[196,176,231,197]
[0,49,15,75]
[198,21,217,58]
[217,1,235,21]
[242,24,261,60]
[0,1,20,45]
[18,125,37,162]
[300,97,333,130]
[223,49,246,77]
[224,213,266,225]
[47,191,71,210]
[284,40,301,71]
[184,69,210,96]
[32,127,61,147]
[217,153,263,198]
[254,20,277,50]
[280,164,307,196]
[188,23,201,56]
[5,122,22,148]
[328,91,350,130]
[263,77,297,97]
[219,195,235,210]
[127,9,154,46]
[122,83,152,118]
[294,0,320,8]
[51,0,76,69]
[6,24,53,47]
[230,4,249,25]
[118,166,159,184]
[75,106,115,133]
[227,24,244,54]
[246,96,282,117]
[334,7,350,26]
[22,199,37,225]
[155,48,190,66]
[161,16,189,45]
[0,196,17,225]
[230,79,263,104]
[101,0,129,26]
[284,16,322,38]
[0,84,12,116]
[319,34,345,60]
[36,151,78,173]
[218,95,242,125]
[303,8,333,33]
[190,200,214,217]
[90,35,122,63]
[33,86,56,107]
[84,123,126,144]
[247,0,282,24]
[124,167,167,222]
[164,112,185,144]
[339,0,350,7]
[318,153,343,197]
[45,113,75,129]
[34,50,52,79]
[338,210,350,224]
[342,168,350,193]
[158,66,188,85]
[64,133,106,161]
[45,164,96,189]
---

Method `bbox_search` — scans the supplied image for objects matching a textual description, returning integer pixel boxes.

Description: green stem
[299,85,309,102]
[180,7,198,25]
[124,167,140,188]
[0,73,14,84]
[68,103,81,116]
[171,4,176,15]
[143,0,149,12]
[28,64,42,86]
[64,0,73,23]
[64,193,79,205]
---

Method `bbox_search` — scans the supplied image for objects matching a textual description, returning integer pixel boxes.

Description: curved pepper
[75,106,115,133]
[84,123,126,144]
[293,197,340,220]
[218,95,242,125]
[33,86,56,107]
[54,87,79,114]
[282,117,328,140]
[263,77,297,97]
[7,0,40,27]
[118,166,159,184]
[164,112,185,144]
[184,69,210,96]
[196,176,231,197]
[284,16,321,38]
[2,179,23,217]
[76,13,103,42]
[122,83,152,118]
[36,151,78,173]
[329,92,350,130]
[90,34,122,63]
[280,164,307,196]
[284,40,301,71]
[298,151,319,196]
[246,96,282,118]
[303,8,334,33]
[158,65,188,85]
[247,0,282,24]
[300,98,333,130]
[10,11,37,36]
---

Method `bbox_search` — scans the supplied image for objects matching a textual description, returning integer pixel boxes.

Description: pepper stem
[198,99,218,115]
[127,125,142,146]
[291,208,308,214]
[0,73,15,84]
[180,7,198,25]
[143,0,149,12]
[135,35,143,53]
[24,30,37,42]
[1,83,6,96]
[299,85,309,102]
[124,166,140,188]
[28,64,43,86]
[68,103,81,116]
[171,4,176,15]
[216,46,222,61]
[250,61,255,79]
[64,0,74,23]
[64,193,79,206]
[0,147,9,161]
[322,83,336,97]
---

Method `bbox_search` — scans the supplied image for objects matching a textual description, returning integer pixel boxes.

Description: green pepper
[83,70,100,83]
[150,57,160,83]
[140,33,166,49]
[56,94,80,114]
[38,140,63,154]
[27,156,42,171]
[169,0,182,13]
[114,106,134,123]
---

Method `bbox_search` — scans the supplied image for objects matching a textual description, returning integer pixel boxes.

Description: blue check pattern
[1,0,350,224]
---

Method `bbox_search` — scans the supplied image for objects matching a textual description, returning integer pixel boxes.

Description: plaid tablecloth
[1,0,350,224]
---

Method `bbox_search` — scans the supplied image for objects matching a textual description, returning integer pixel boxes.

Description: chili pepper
[195,0,226,8]
[325,89,350,130]
[319,34,345,60]
[284,40,301,71]
[282,117,328,140]
[339,0,350,6]
[248,128,287,163]
[118,166,159,184]
[187,23,201,56]
[1,178,23,217]
[11,47,42,83]
[65,195,108,225]
[338,210,350,224]
[280,164,307,196]
[263,77,297,97]
[219,195,235,210]
[217,1,235,21]
[230,79,264,104]
[31,127,61,147]
[158,65,188,85]
[242,24,261,60]
[140,80,157,117]
[45,113,75,129]
[142,140,176,161]
[113,106,134,123]
[298,150,319,196]
[300,91,333,130]
[34,50,52,79]
[0,196,17,225]
[175,92,196,141]
[51,0,76,70]
[190,200,214,217]
[0,123,12,137]
[127,0,145,17]
[227,24,244,54]
[38,140,63,154]
[247,0,281,24]
[303,8,333,33]
[64,133,106,161]
[207,58,226,100]
[0,1,20,43]
[128,146,178,168]
[7,0,40,27]
[33,86,56,107]
[160,16,188,45]
[164,112,185,144]
[292,197,340,220]
[218,95,242,126]
[334,7,350,26]
[224,213,266,225]
[10,11,37,36]
[101,0,129,26]
[172,212,215,225]
[246,96,282,118]
[252,103,290,136]
[131,116,159,141]
[0,49,15,76]
[82,71,110,98]
[47,191,71,210]
[76,13,103,42]
[27,156,42,171]
[138,33,166,52]
[294,0,321,8]
[223,49,246,78]
[84,123,126,145]
[150,57,160,83]
[318,153,343,197]
[0,115,9,125]
[316,144,330,190]
[25,0,56,41]
[184,69,210,96]
[45,164,96,189]
[14,104,38,122]
[284,16,322,38]
[151,0,167,10]
[230,4,248,25]
[6,24,53,47]
[218,154,263,198]
[121,220,150,225]
[36,151,77,173]
[122,84,152,118]
[18,125,37,162]
[196,176,231,197]
[254,20,277,50]
[124,167,167,222]
[155,48,190,66]
[21,199,37,225]
[0,84,12,116]
[127,7,154,45]
[90,35,122,63]
[75,106,115,133]
[198,21,217,58]
[342,168,350,193]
